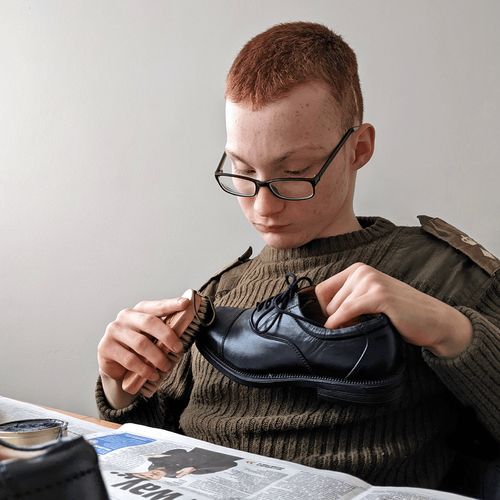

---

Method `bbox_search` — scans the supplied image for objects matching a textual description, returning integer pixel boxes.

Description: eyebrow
[225,145,326,168]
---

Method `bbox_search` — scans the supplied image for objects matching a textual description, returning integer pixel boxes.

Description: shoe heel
[316,374,404,406]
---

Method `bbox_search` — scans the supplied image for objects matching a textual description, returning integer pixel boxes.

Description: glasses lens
[270,180,314,200]
[218,175,256,196]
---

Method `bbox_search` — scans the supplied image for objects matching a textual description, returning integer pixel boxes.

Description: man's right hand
[97,297,190,409]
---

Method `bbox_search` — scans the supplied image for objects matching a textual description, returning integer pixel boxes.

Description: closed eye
[233,168,257,177]
[227,158,256,177]
[283,166,311,176]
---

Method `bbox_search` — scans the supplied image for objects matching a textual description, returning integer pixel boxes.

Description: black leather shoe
[196,273,405,405]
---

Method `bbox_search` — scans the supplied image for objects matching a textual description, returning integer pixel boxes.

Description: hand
[315,263,473,358]
[97,297,190,405]
[175,467,196,478]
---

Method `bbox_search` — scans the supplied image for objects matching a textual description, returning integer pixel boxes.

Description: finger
[122,371,148,395]
[97,336,126,376]
[123,347,178,395]
[97,358,126,382]
[324,292,377,329]
[133,297,190,316]
[116,310,184,353]
[315,263,365,313]
[114,328,170,372]
[320,277,356,317]
[123,366,163,395]
[106,342,160,383]
[137,362,176,392]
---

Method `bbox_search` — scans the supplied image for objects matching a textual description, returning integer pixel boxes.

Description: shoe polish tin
[0,419,68,447]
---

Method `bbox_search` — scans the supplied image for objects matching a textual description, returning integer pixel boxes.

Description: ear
[351,123,375,171]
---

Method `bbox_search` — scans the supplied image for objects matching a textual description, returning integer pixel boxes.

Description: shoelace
[250,272,313,334]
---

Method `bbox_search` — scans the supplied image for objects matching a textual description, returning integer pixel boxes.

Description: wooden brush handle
[121,289,200,396]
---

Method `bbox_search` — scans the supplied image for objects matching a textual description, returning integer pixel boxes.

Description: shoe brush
[121,289,214,398]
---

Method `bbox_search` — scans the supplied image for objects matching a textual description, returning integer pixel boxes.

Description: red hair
[225,22,363,129]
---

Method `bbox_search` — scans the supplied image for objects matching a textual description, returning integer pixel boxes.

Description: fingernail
[177,297,189,305]
[174,341,184,353]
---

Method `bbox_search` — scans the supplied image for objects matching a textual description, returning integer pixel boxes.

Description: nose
[253,185,285,217]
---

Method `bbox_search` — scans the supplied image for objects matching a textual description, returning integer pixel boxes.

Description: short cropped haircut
[225,22,363,130]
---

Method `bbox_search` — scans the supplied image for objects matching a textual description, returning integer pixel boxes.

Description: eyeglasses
[214,126,359,201]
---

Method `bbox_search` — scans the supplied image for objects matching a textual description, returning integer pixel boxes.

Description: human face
[224,82,362,249]
[134,469,167,480]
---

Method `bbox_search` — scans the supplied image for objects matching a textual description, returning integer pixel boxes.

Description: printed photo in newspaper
[90,423,473,500]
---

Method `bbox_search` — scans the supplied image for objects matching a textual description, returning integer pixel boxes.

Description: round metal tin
[0,419,68,447]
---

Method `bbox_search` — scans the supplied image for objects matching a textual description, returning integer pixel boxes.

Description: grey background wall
[1,0,498,417]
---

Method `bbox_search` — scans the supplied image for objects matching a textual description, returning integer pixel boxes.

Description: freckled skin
[225,82,365,249]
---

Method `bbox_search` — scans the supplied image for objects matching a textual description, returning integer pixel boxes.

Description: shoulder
[416,215,500,277]
[382,215,498,305]
[198,247,253,298]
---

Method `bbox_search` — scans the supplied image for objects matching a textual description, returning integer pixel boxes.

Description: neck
[319,211,363,239]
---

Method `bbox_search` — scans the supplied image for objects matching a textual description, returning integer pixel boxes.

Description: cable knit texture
[96,217,500,488]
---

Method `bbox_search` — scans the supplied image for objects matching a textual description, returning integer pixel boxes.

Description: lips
[254,223,290,233]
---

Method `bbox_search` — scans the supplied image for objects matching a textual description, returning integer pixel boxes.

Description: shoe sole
[197,341,405,405]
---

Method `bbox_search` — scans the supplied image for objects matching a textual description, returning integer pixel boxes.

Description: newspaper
[0,396,472,500]
[0,395,110,436]
[90,423,473,500]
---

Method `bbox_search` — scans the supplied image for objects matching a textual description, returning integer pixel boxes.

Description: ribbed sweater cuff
[95,376,150,424]
[422,307,500,440]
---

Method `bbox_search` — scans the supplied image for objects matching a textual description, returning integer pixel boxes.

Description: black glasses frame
[214,126,359,201]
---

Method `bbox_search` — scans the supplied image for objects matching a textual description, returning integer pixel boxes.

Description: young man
[97,22,499,490]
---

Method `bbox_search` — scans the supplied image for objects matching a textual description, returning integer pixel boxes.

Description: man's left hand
[315,263,473,358]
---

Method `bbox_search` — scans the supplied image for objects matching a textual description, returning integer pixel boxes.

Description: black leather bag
[0,436,109,500]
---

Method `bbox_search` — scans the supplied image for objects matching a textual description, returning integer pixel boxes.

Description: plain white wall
[1,0,498,417]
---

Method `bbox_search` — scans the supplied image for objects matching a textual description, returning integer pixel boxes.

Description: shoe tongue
[297,287,329,325]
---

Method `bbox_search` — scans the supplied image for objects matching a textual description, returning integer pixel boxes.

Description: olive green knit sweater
[96,217,500,488]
